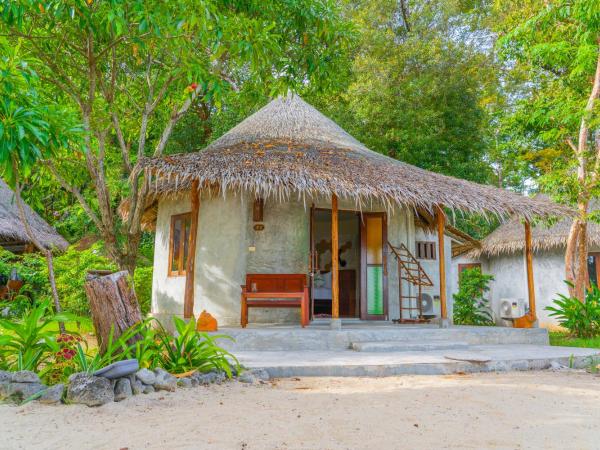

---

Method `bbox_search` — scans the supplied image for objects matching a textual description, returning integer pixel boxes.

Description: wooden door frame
[360,212,388,320]
[309,204,315,320]
[588,252,600,286]
[309,207,362,319]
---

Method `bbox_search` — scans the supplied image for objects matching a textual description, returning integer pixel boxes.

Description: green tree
[0,40,80,331]
[313,0,498,183]
[494,0,600,300]
[0,0,354,275]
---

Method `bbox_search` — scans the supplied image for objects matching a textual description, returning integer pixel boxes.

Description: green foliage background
[0,0,599,317]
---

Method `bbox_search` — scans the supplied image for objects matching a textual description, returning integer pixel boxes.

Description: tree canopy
[1,0,600,294]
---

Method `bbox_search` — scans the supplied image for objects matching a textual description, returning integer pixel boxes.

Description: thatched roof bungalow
[138,95,569,328]
[463,211,600,328]
[0,179,68,253]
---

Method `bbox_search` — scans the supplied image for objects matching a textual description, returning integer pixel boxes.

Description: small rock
[5,382,46,402]
[38,384,64,404]
[193,371,219,385]
[249,369,270,381]
[177,377,193,388]
[0,370,11,383]
[129,376,143,395]
[189,377,199,388]
[142,384,155,394]
[550,361,567,371]
[67,373,114,407]
[0,382,9,399]
[10,370,40,383]
[238,372,257,384]
[215,371,227,384]
[114,378,132,402]
[153,368,177,392]
[135,368,156,386]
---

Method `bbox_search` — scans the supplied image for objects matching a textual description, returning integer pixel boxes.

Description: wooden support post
[524,220,537,322]
[436,206,448,320]
[183,180,200,319]
[331,194,339,320]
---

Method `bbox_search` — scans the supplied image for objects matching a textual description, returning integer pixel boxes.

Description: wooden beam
[524,220,537,322]
[436,205,447,320]
[183,180,200,319]
[331,194,339,319]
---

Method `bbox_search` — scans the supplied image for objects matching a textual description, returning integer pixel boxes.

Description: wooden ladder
[388,242,434,323]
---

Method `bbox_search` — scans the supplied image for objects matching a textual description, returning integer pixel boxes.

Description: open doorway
[311,209,360,318]
[309,208,388,320]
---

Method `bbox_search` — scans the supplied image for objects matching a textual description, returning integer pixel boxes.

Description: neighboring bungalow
[136,95,568,328]
[0,179,68,254]
[465,214,600,328]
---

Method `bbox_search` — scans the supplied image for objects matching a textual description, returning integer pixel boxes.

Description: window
[168,213,192,276]
[458,263,481,273]
[416,241,436,260]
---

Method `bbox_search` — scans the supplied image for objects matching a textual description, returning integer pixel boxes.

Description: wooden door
[360,213,388,320]
[309,204,316,319]
[587,252,600,287]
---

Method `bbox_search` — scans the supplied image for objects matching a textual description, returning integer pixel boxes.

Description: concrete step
[235,345,600,377]
[214,326,549,351]
[351,340,469,352]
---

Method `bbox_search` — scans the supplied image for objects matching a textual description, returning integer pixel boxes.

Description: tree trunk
[565,219,579,297]
[84,270,142,355]
[565,200,589,301]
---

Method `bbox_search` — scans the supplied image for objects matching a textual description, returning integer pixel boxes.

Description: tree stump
[84,270,142,355]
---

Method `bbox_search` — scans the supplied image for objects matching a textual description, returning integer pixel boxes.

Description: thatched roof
[138,95,570,220]
[470,214,600,258]
[0,179,68,252]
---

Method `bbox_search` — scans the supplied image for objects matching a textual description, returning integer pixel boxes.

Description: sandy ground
[1,371,599,450]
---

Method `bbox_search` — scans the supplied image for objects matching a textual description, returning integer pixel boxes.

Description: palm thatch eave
[135,95,573,221]
[470,215,600,258]
[0,179,68,252]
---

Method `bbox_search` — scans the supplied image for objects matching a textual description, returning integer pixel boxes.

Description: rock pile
[1,368,270,407]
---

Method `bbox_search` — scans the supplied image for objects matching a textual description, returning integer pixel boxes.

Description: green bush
[1,307,239,384]
[74,316,239,377]
[134,266,153,316]
[53,243,117,316]
[0,300,83,374]
[453,267,495,326]
[546,283,600,338]
[0,244,116,316]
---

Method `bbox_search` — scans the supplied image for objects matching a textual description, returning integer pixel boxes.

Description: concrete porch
[211,323,600,377]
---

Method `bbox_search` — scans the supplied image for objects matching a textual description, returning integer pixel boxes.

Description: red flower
[190,82,198,90]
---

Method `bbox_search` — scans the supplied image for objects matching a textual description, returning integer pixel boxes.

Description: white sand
[1,371,599,450]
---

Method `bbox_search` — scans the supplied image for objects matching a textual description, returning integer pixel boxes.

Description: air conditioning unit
[499,298,529,319]
[420,293,436,316]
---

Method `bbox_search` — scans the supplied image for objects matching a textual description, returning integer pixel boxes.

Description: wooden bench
[240,274,309,328]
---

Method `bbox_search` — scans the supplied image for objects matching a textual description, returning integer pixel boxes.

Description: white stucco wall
[152,192,419,326]
[453,246,599,328]
[484,250,570,328]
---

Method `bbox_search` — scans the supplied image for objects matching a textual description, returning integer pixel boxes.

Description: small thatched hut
[0,179,68,253]
[466,212,600,328]
[137,94,569,328]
